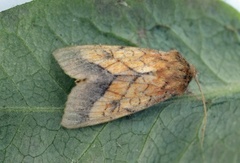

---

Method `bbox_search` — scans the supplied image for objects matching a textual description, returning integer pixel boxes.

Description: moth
[53,45,196,129]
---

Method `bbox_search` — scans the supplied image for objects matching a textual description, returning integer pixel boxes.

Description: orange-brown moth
[53,45,196,129]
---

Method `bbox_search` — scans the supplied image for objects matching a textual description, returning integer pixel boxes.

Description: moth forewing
[53,45,196,129]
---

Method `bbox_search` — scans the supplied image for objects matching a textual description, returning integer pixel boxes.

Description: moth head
[189,64,197,78]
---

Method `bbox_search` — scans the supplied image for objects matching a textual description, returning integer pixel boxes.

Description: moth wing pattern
[53,45,195,128]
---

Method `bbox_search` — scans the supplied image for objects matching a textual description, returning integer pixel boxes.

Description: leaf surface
[0,0,240,162]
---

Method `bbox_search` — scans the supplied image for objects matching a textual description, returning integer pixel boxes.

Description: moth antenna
[194,73,207,147]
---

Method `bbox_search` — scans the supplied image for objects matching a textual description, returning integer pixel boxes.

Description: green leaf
[0,0,240,162]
